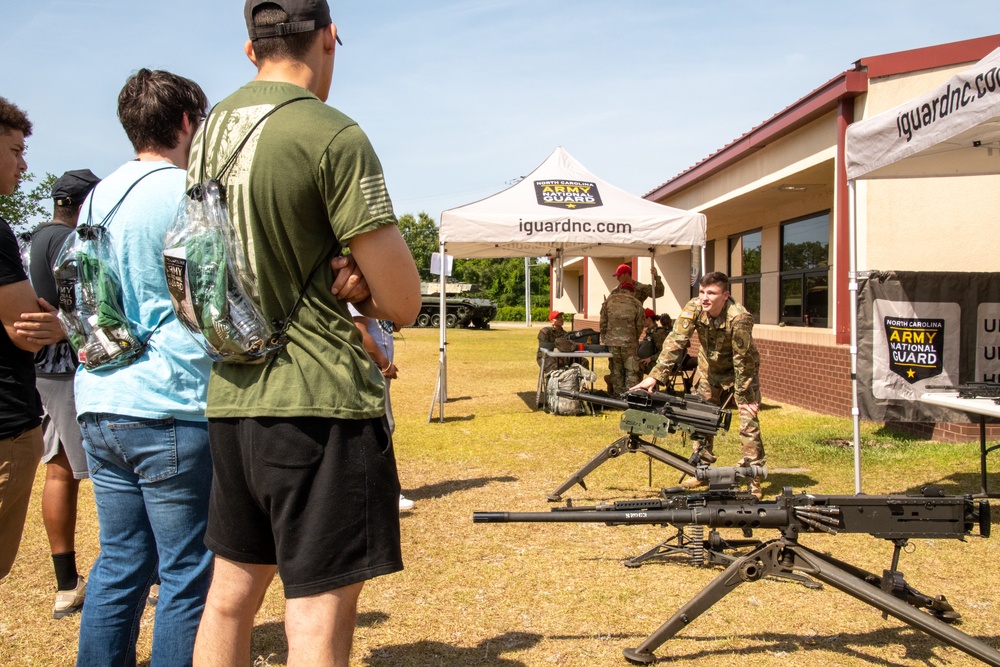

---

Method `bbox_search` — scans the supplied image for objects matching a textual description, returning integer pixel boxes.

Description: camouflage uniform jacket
[536,325,572,362]
[649,297,760,405]
[610,274,664,304]
[600,291,644,346]
[640,325,670,358]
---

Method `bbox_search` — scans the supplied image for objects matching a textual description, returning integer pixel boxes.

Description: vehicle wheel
[446,313,458,328]
[430,314,441,327]
[416,313,431,327]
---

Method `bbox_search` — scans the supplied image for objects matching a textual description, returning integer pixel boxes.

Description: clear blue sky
[5,1,999,223]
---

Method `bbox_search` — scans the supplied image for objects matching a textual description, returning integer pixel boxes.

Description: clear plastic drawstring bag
[53,224,145,370]
[52,167,173,371]
[16,231,32,274]
[163,180,284,363]
[163,96,324,364]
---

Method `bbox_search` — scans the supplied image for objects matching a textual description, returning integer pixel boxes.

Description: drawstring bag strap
[198,96,314,189]
[86,166,178,229]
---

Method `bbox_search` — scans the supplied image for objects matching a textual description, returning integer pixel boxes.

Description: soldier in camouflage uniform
[611,263,664,305]
[606,264,662,388]
[600,283,645,397]
[633,272,766,498]
[638,310,673,375]
[537,311,573,378]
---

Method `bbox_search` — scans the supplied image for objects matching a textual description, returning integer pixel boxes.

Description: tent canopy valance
[846,46,1000,181]
[439,147,706,259]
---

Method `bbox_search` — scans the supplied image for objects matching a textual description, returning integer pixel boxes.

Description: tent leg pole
[849,180,862,494]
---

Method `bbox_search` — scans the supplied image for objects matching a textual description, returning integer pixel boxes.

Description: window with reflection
[729,230,761,322]
[779,212,829,327]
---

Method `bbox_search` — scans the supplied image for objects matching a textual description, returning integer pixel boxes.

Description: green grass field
[1,324,997,666]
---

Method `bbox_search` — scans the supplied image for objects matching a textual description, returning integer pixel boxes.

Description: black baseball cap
[245,0,336,41]
[51,169,100,206]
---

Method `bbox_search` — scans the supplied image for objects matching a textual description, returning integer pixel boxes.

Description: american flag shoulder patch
[360,174,394,219]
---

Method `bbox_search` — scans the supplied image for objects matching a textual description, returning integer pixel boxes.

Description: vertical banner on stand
[857,271,1000,422]
[977,302,1000,383]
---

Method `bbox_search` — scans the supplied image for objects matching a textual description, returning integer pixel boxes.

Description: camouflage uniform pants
[692,377,766,467]
[608,344,641,397]
[538,355,560,379]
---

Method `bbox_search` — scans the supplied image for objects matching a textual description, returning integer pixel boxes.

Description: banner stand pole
[428,242,448,423]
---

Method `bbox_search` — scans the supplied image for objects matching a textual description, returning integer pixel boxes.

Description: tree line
[398,212,550,309]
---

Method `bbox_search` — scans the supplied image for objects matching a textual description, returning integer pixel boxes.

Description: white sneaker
[399,494,415,511]
[53,576,86,619]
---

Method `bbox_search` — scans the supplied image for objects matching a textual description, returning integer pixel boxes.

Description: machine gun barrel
[475,488,990,540]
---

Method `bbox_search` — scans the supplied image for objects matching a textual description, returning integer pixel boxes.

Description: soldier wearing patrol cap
[633,271,767,498]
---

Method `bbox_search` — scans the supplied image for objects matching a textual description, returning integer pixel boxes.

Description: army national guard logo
[534,180,603,209]
[883,317,945,383]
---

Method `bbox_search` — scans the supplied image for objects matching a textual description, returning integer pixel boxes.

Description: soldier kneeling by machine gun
[475,484,996,665]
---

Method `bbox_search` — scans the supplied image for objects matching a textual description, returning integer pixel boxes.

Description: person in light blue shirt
[72,69,213,667]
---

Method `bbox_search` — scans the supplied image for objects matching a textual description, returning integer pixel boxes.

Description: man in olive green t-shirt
[191,2,421,665]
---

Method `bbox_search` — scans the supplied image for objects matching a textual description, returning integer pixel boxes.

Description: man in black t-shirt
[0,97,50,580]
[26,169,100,616]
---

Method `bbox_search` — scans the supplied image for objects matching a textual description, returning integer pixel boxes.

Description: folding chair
[664,352,698,395]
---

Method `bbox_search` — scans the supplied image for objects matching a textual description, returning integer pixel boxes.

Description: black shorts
[205,416,402,598]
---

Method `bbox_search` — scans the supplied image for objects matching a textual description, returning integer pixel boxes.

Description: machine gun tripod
[617,468,820,589]
[546,389,732,502]
[475,486,996,665]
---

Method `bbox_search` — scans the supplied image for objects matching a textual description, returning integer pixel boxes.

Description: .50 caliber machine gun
[475,486,997,665]
[547,390,732,501]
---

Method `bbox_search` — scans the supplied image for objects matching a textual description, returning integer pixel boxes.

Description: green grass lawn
[1,324,997,667]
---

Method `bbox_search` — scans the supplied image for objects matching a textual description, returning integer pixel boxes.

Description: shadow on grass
[250,621,541,666]
[250,620,288,664]
[870,425,936,443]
[428,414,476,423]
[764,472,819,492]
[405,476,519,502]
[549,626,1000,665]
[361,631,543,666]
[515,391,541,410]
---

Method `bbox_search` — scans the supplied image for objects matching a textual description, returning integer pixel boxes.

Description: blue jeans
[77,414,212,667]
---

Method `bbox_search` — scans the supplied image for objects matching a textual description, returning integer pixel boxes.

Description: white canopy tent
[845,46,1000,491]
[428,147,707,420]
[440,146,706,259]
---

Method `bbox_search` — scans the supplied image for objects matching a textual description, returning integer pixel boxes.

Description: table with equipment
[536,348,612,408]
[918,391,1000,497]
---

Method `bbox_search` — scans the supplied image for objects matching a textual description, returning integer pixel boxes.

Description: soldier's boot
[604,374,613,394]
[748,476,763,500]
[689,440,716,465]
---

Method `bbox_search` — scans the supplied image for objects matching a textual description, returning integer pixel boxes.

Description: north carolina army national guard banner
[857,270,1000,422]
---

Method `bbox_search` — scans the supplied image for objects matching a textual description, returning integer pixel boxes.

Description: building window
[729,230,761,322]
[779,212,830,327]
